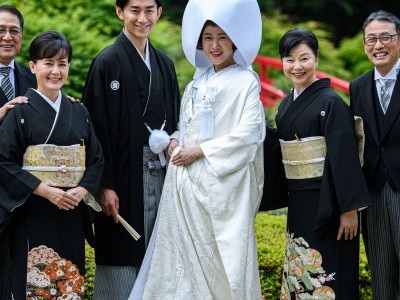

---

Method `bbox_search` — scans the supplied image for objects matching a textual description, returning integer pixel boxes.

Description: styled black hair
[116,0,162,9]
[362,10,400,36]
[0,4,24,31]
[29,30,72,63]
[278,28,319,59]
[196,20,237,51]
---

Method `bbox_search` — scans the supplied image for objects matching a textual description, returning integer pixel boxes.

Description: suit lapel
[360,71,380,144]
[14,63,34,96]
[381,71,400,141]
[0,90,7,106]
[0,63,36,106]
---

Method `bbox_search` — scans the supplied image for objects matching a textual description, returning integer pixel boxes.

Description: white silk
[182,0,262,79]
[129,65,265,300]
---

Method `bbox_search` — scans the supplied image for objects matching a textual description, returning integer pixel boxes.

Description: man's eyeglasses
[363,34,399,46]
[0,28,22,37]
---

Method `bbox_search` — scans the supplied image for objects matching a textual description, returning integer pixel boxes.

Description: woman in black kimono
[0,31,104,299]
[273,28,371,299]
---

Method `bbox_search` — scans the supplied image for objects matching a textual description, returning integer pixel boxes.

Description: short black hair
[279,28,319,59]
[362,10,400,36]
[116,0,162,9]
[0,4,24,31]
[29,30,72,63]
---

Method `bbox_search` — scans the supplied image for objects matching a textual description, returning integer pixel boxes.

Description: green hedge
[84,212,372,298]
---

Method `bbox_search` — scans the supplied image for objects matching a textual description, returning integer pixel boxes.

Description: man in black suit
[0,4,36,299]
[350,10,400,300]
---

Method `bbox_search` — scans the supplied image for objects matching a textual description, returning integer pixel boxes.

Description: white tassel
[199,103,214,140]
[146,121,170,167]
[179,120,186,147]
[158,151,167,166]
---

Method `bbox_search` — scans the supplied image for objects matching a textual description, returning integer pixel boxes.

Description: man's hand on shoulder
[0,96,29,121]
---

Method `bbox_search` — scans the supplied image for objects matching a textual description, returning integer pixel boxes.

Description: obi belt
[279,136,326,180]
[22,144,85,187]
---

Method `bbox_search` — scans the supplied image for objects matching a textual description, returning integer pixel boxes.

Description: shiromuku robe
[275,79,371,299]
[82,32,180,267]
[130,64,265,300]
[0,88,104,299]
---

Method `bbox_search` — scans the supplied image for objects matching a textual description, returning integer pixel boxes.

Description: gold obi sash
[22,144,85,187]
[279,136,326,179]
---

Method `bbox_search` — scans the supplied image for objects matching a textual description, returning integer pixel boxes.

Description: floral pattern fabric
[281,233,336,300]
[26,245,84,300]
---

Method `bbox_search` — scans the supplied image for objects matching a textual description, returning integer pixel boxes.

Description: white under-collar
[123,28,151,70]
[32,89,62,112]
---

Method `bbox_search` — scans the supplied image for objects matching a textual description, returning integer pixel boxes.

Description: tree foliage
[167,0,400,46]
[8,0,190,97]
[7,0,376,105]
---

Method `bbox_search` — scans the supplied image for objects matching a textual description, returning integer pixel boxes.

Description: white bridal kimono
[130,64,265,300]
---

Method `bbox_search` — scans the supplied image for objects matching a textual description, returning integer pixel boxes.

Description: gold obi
[22,144,85,187]
[279,136,326,179]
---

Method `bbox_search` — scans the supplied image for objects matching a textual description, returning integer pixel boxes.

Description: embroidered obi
[279,136,326,179]
[22,144,85,187]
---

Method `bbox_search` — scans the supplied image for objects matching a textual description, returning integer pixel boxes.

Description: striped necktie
[0,67,14,101]
[378,78,390,113]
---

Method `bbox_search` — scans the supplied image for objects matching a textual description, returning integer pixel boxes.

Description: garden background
[8,0,399,298]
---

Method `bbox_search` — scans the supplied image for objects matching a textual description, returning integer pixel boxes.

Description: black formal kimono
[0,89,104,300]
[0,62,36,300]
[82,32,180,267]
[274,79,371,299]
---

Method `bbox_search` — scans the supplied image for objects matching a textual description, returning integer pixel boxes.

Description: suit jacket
[350,70,400,192]
[0,62,36,107]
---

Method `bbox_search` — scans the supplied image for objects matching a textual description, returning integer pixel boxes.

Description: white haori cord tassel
[146,120,170,166]
[199,96,214,140]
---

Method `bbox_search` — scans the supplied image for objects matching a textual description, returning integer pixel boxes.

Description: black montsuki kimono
[0,89,104,299]
[82,32,180,267]
[0,62,36,300]
[273,79,371,299]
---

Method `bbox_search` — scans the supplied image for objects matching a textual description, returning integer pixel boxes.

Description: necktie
[378,78,390,113]
[0,67,14,101]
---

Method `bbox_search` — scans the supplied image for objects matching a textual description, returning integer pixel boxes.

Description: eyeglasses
[0,28,22,37]
[363,34,399,46]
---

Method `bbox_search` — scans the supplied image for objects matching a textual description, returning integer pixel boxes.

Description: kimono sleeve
[200,80,265,177]
[82,54,118,190]
[321,94,371,213]
[0,108,41,212]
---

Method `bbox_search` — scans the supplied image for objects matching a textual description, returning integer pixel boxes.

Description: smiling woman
[0,30,104,299]
[129,0,265,299]
[263,28,371,299]
[28,32,71,101]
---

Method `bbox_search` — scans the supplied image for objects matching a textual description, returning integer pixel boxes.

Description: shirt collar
[374,59,400,80]
[0,60,15,70]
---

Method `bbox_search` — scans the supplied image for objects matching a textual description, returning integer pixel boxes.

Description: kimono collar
[123,28,151,70]
[32,88,62,112]
[182,0,262,79]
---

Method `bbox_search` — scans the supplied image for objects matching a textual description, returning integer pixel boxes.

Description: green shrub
[84,212,372,298]
[84,243,95,298]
